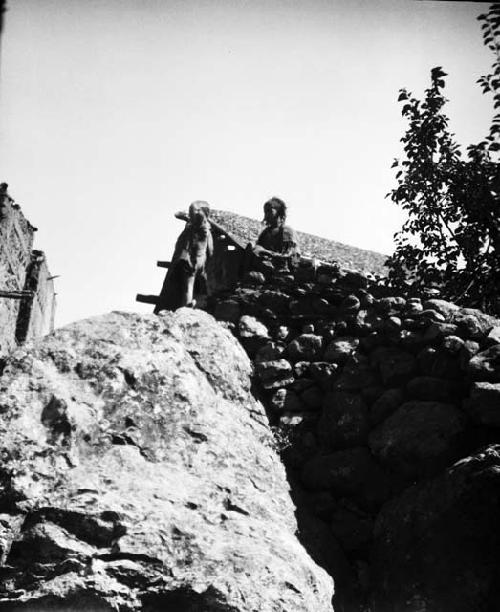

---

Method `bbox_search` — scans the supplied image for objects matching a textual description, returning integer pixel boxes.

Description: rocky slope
[0,310,333,611]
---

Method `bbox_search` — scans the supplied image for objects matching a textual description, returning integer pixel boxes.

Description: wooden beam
[0,289,34,300]
[136,294,159,305]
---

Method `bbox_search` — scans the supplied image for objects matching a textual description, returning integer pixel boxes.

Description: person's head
[263,197,287,227]
[189,200,210,226]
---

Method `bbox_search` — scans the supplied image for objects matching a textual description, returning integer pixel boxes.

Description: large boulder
[301,447,392,510]
[463,382,500,426]
[371,445,500,612]
[0,310,333,611]
[370,348,417,386]
[468,344,500,382]
[369,401,467,479]
[318,392,370,450]
[286,334,323,362]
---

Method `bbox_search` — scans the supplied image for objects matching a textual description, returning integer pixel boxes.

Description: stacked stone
[211,257,500,603]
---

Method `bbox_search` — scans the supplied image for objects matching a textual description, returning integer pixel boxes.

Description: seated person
[253,197,300,265]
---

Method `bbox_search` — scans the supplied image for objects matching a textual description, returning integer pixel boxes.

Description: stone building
[0,184,56,355]
[137,208,387,312]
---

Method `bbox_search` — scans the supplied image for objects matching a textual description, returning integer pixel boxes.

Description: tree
[386,5,500,314]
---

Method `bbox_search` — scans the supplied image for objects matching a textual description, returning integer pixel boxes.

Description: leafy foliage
[386,6,500,314]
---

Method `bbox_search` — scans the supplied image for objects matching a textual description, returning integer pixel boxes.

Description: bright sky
[0,0,493,326]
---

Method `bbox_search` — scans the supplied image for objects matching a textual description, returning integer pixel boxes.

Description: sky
[0,0,493,327]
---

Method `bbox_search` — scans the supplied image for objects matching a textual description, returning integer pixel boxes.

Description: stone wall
[0,187,35,354]
[0,185,55,355]
[208,255,500,611]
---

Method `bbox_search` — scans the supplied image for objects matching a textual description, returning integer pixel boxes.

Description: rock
[371,445,500,612]
[357,290,375,308]
[289,297,314,316]
[416,309,446,324]
[254,341,285,363]
[280,412,315,427]
[324,337,359,364]
[286,334,323,363]
[258,290,290,314]
[330,502,374,553]
[309,362,338,390]
[241,270,266,286]
[398,329,425,352]
[459,339,481,369]
[238,315,269,339]
[0,310,333,611]
[452,312,493,341]
[422,322,458,344]
[486,326,500,347]
[317,272,336,285]
[333,355,378,392]
[369,401,467,479]
[360,385,385,407]
[369,388,405,426]
[318,321,336,342]
[403,300,423,316]
[454,307,499,330]
[269,388,303,414]
[310,491,337,521]
[468,345,500,382]
[371,347,417,386]
[384,316,402,334]
[340,295,361,314]
[343,271,369,289]
[214,299,241,324]
[464,382,500,426]
[294,262,317,283]
[417,346,462,380]
[376,297,406,315]
[423,298,460,319]
[300,385,324,411]
[289,378,315,393]
[359,331,385,352]
[301,447,392,510]
[254,359,295,389]
[406,376,462,402]
[0,513,24,565]
[312,296,335,315]
[318,392,370,449]
[293,361,310,377]
[359,312,384,334]
[442,334,465,354]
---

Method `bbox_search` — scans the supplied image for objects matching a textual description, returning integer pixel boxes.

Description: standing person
[155,201,213,312]
[253,197,300,263]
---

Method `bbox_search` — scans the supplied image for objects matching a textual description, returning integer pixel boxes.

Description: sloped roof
[210,209,388,277]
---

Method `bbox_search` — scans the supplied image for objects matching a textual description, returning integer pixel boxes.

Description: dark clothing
[256,224,299,256]
[155,220,213,312]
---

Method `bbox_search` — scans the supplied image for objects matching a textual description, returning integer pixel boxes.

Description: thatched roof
[210,209,388,277]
